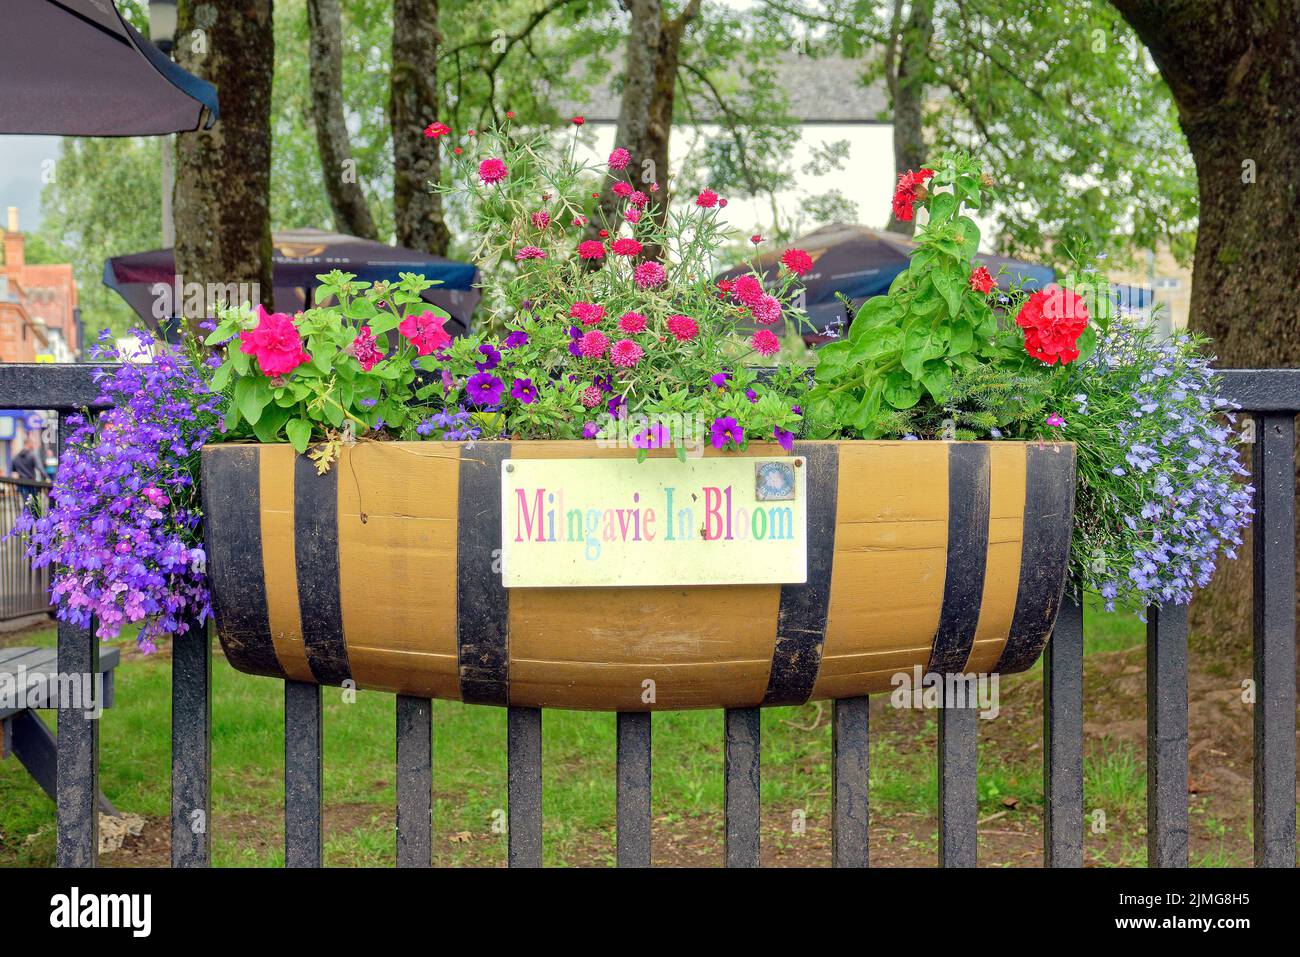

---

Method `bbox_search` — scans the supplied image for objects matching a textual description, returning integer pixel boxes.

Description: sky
[0,136,62,232]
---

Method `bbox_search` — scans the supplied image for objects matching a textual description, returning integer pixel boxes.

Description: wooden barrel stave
[202,439,1075,710]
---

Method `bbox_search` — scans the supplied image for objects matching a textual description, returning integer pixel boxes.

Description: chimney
[3,207,24,272]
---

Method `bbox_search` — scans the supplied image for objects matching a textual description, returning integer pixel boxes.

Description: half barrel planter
[201,439,1076,711]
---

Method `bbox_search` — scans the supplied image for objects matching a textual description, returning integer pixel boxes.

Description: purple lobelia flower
[9,333,223,649]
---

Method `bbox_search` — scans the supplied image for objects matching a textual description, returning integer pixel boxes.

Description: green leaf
[251,403,290,443]
[234,376,272,426]
[920,362,953,401]
[208,361,233,392]
[929,191,957,225]
[1074,324,1098,364]
[933,268,963,316]
[286,417,312,453]
[882,370,922,409]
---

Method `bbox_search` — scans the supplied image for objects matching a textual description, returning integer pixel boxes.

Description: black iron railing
[0,477,52,621]
[0,362,1293,868]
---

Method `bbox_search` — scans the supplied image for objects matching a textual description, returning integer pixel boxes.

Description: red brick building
[1,207,80,363]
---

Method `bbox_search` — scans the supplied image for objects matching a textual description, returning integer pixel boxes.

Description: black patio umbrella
[104,228,483,335]
[717,223,1057,344]
[0,0,218,135]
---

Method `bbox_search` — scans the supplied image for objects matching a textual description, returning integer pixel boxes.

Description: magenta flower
[478,157,508,184]
[515,245,547,261]
[578,240,606,260]
[351,326,385,371]
[617,311,647,333]
[750,329,781,356]
[632,423,672,449]
[610,339,644,368]
[608,147,631,170]
[711,416,743,450]
[774,427,795,452]
[1047,413,1066,427]
[579,330,609,358]
[634,261,665,289]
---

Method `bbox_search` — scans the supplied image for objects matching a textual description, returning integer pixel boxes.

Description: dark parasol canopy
[103,228,482,334]
[718,223,1057,343]
[0,0,218,136]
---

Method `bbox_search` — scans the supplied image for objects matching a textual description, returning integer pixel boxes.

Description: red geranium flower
[891,168,935,222]
[781,248,814,276]
[1015,285,1090,365]
[969,265,995,294]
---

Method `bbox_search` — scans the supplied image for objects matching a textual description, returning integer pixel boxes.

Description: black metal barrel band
[202,445,284,678]
[456,442,512,705]
[763,441,839,706]
[994,443,1077,674]
[293,453,352,686]
[927,443,992,675]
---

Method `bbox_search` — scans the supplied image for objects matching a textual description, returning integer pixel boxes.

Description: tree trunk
[173,0,275,324]
[391,0,450,255]
[1110,0,1300,662]
[595,0,701,253]
[885,0,934,236]
[308,0,378,239]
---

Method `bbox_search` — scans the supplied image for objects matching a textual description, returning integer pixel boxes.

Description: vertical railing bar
[1251,411,1297,867]
[395,695,433,868]
[1146,602,1189,867]
[55,411,98,868]
[284,680,323,867]
[724,707,761,868]
[1044,590,1084,867]
[937,695,978,867]
[507,706,542,867]
[170,616,212,867]
[615,711,652,867]
[831,696,870,867]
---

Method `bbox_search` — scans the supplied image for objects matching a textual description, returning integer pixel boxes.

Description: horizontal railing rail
[0,361,1293,868]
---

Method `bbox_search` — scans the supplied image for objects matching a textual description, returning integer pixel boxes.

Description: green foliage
[207,270,453,462]
[34,137,163,337]
[805,152,1029,437]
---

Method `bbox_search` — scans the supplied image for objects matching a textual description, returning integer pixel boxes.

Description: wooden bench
[0,645,120,815]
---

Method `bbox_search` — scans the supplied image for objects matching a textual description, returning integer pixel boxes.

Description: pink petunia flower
[351,326,385,371]
[398,310,453,355]
[610,339,644,368]
[478,157,508,184]
[750,329,781,356]
[240,305,311,376]
[633,261,666,289]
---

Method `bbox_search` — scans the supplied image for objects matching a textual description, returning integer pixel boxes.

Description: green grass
[1,603,1154,866]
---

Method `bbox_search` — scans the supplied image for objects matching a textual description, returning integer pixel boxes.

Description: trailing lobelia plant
[12,331,222,650]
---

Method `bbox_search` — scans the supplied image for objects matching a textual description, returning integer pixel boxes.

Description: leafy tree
[761,0,1197,268]
[34,138,162,336]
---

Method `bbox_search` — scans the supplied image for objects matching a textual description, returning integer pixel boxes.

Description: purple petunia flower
[710,371,731,389]
[582,421,601,439]
[467,372,504,405]
[710,416,743,450]
[774,427,794,452]
[476,343,501,371]
[504,330,530,349]
[511,377,539,405]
